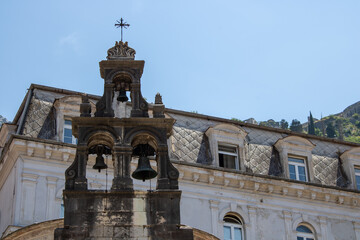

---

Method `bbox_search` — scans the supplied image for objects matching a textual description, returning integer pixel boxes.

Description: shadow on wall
[197,135,212,165]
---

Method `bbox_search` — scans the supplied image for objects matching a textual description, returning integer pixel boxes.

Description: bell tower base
[54,190,194,240]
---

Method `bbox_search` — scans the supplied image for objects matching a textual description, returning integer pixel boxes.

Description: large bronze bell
[117,89,128,102]
[132,155,157,182]
[93,155,107,172]
[92,145,108,172]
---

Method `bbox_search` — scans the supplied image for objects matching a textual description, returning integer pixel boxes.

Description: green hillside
[240,101,360,144]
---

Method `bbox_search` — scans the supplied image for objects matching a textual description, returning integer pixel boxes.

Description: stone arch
[218,205,249,225]
[218,204,249,240]
[292,216,321,237]
[124,127,163,146]
[131,133,159,152]
[106,69,136,84]
[81,127,118,147]
[87,131,115,150]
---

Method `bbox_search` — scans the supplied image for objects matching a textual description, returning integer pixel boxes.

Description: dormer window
[340,147,360,190]
[288,156,308,182]
[218,144,239,169]
[54,95,95,143]
[274,136,315,182]
[205,124,248,171]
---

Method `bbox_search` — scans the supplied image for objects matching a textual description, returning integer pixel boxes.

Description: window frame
[288,155,308,182]
[223,222,244,240]
[274,136,315,182]
[218,143,239,170]
[223,213,244,240]
[63,119,77,144]
[296,225,315,240]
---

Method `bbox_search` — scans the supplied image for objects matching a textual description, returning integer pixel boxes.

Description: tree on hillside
[0,115,8,127]
[308,112,315,135]
[326,122,336,138]
[336,118,344,140]
[280,119,289,130]
[290,119,302,133]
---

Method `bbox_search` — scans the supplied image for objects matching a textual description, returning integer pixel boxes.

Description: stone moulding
[2,136,360,209]
[175,162,360,208]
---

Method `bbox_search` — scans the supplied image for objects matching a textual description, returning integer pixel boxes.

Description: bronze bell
[132,155,157,182]
[93,145,108,172]
[117,89,128,102]
[93,155,107,172]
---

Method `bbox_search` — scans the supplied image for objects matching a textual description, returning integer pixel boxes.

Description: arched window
[296,224,315,240]
[223,213,244,240]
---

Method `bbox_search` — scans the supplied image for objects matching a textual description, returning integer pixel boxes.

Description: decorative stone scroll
[107,41,136,60]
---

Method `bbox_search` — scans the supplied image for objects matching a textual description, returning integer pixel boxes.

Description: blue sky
[1,0,359,123]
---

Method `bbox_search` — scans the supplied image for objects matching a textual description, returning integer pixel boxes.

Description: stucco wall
[0,166,17,235]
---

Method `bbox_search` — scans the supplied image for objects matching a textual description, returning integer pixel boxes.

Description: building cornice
[174,161,360,209]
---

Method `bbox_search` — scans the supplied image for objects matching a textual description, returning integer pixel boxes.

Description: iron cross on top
[115,18,130,42]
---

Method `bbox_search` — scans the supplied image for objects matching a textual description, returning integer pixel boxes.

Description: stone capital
[46,176,58,185]
[209,200,220,209]
[22,173,39,183]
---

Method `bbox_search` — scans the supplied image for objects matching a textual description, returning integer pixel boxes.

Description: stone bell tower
[54,40,194,239]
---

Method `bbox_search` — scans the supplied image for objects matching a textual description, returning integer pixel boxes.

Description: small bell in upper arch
[117,89,129,102]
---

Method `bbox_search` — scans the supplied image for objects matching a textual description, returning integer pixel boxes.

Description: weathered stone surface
[55,190,192,240]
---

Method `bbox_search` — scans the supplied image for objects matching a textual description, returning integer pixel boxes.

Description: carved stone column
[354,222,360,240]
[248,206,257,240]
[75,146,87,190]
[21,173,39,225]
[104,83,115,117]
[46,176,58,220]
[130,83,142,117]
[112,146,133,190]
[283,210,293,240]
[156,145,170,189]
[209,200,220,236]
[319,216,328,240]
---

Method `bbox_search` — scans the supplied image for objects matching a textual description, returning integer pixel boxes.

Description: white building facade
[1,85,360,240]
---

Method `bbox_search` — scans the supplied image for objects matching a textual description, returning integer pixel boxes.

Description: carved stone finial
[153,93,165,118]
[155,93,163,104]
[80,93,91,117]
[107,41,136,60]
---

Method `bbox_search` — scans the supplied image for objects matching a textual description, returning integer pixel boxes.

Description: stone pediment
[274,135,315,151]
[205,123,248,139]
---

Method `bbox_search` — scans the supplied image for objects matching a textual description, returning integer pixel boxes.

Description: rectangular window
[288,156,307,182]
[218,144,239,170]
[355,167,360,190]
[63,120,77,144]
